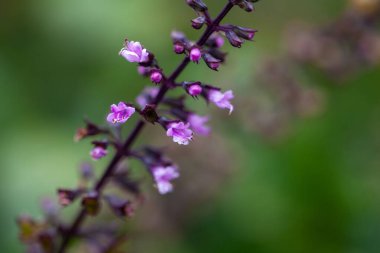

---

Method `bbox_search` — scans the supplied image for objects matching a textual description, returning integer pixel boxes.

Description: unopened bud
[203,53,221,71]
[191,16,206,30]
[186,0,208,12]
[150,69,163,84]
[225,30,243,48]
[190,47,202,63]
[81,191,100,216]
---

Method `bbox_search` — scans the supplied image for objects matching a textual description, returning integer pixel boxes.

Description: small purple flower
[90,146,108,160]
[150,70,163,84]
[137,66,149,76]
[106,102,135,125]
[190,47,202,63]
[174,42,185,54]
[208,89,234,114]
[188,114,211,136]
[152,165,180,194]
[119,41,149,63]
[215,35,225,48]
[166,121,193,145]
[187,82,203,96]
[136,87,160,108]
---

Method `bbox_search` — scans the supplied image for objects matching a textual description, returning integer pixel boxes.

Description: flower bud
[90,146,108,160]
[186,0,208,12]
[104,195,134,218]
[57,189,80,206]
[150,69,163,84]
[137,66,149,76]
[171,30,186,42]
[234,26,257,40]
[191,16,206,30]
[74,120,102,142]
[174,41,186,54]
[225,30,243,48]
[202,53,221,71]
[140,104,159,124]
[185,82,203,96]
[190,47,202,63]
[81,191,100,216]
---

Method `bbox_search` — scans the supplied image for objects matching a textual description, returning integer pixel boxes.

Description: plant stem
[57,2,234,252]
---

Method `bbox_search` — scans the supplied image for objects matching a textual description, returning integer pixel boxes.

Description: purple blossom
[215,35,225,48]
[90,146,108,160]
[150,70,163,84]
[188,114,211,136]
[187,83,203,96]
[137,66,149,76]
[190,47,202,63]
[119,41,149,63]
[106,102,135,125]
[152,165,179,194]
[136,87,160,108]
[174,42,185,54]
[166,121,193,145]
[208,89,234,114]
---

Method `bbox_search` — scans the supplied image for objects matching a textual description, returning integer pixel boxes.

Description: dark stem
[57,2,234,253]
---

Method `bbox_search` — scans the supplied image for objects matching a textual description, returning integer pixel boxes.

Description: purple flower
[208,89,234,114]
[137,66,149,76]
[106,102,135,125]
[150,70,163,84]
[190,47,202,63]
[187,82,203,96]
[152,165,180,194]
[136,87,160,108]
[174,42,185,54]
[166,121,193,145]
[90,146,108,160]
[188,114,211,136]
[215,35,225,48]
[119,41,149,63]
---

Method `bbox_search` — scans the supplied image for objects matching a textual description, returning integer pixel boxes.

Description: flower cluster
[18,1,262,252]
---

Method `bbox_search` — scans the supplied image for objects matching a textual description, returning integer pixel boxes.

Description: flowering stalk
[18,1,261,252]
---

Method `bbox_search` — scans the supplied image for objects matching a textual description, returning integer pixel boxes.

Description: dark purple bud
[231,0,256,12]
[208,48,227,62]
[171,30,186,42]
[186,0,208,12]
[90,140,108,160]
[112,173,140,195]
[104,195,134,218]
[163,96,187,109]
[57,189,80,207]
[38,230,55,253]
[74,120,102,142]
[150,69,163,84]
[191,16,206,30]
[81,191,100,216]
[174,41,186,54]
[234,26,257,40]
[140,104,159,124]
[202,53,221,71]
[225,30,243,48]
[190,47,202,63]
[185,82,203,96]
[79,162,94,180]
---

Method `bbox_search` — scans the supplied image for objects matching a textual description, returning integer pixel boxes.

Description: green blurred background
[1,0,380,252]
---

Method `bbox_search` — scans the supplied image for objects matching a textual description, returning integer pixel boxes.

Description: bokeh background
[1,0,380,252]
